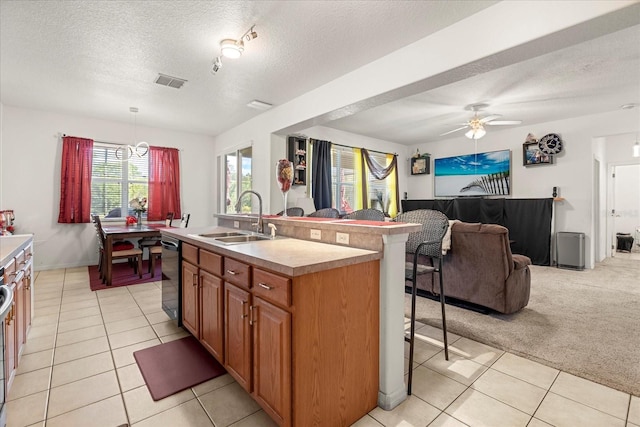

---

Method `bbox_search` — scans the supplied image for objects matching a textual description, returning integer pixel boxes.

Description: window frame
[91,142,149,220]
[220,146,253,214]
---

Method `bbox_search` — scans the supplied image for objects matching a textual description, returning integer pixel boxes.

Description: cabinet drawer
[200,250,222,276]
[15,250,26,271]
[223,258,251,289]
[3,258,16,282]
[252,268,291,308]
[182,243,198,265]
[24,244,33,259]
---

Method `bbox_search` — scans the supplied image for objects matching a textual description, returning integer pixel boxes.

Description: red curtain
[58,136,93,223]
[148,146,182,221]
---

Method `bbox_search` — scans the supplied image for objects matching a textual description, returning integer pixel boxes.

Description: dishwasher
[161,237,181,325]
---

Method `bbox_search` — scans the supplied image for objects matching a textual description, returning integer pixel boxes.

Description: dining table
[100,223,170,286]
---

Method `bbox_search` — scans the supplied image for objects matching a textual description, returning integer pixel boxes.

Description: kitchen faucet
[235,190,263,234]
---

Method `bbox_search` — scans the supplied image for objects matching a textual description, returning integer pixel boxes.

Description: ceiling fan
[440,103,522,140]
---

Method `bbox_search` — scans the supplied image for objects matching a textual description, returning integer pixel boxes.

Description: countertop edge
[1,234,34,267]
[162,227,381,277]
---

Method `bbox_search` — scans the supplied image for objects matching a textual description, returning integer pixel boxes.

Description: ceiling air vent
[154,73,187,89]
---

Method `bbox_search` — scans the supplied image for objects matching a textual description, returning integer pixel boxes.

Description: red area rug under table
[88,260,164,291]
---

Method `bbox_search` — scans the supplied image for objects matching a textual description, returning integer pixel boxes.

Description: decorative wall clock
[538,133,563,155]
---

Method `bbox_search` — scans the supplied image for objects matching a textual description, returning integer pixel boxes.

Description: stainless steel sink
[198,232,246,238]
[213,235,271,244]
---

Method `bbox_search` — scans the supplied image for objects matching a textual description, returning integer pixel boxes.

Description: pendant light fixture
[116,107,149,160]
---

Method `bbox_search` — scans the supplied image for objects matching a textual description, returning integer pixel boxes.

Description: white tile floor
[6,267,640,427]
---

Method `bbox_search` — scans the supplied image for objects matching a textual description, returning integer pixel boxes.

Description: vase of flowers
[129,197,147,229]
[276,159,294,217]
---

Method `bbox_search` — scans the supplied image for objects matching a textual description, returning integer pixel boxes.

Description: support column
[377,233,409,410]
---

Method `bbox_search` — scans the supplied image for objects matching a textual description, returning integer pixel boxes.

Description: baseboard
[405,286,492,314]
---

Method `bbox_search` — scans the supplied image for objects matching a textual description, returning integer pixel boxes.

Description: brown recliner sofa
[409,221,531,314]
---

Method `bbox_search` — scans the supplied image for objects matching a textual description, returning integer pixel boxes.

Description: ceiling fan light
[465,127,486,140]
[220,39,243,58]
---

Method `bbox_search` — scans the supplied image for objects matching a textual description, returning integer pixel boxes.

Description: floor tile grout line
[38,271,64,426]
[101,270,135,427]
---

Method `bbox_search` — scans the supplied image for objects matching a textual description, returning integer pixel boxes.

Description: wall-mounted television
[434,149,511,197]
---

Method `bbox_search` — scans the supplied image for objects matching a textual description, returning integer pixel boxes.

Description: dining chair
[395,209,449,395]
[180,213,190,228]
[93,215,143,282]
[342,208,385,221]
[148,245,162,277]
[276,207,304,216]
[138,212,174,259]
[307,208,340,218]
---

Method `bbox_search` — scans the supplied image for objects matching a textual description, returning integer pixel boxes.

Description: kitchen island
[214,214,421,411]
[162,225,383,426]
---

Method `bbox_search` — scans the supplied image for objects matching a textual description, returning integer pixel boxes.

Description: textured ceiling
[0,0,497,136]
[326,23,640,144]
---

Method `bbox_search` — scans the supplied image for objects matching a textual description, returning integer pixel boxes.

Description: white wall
[406,109,638,268]
[209,1,629,224]
[0,105,215,270]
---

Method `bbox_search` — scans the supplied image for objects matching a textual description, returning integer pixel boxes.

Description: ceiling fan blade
[479,114,501,124]
[486,120,523,125]
[440,126,469,136]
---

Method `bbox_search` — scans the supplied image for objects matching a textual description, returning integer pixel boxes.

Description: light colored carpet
[408,256,640,396]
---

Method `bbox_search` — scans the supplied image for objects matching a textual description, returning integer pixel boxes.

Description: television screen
[434,149,511,197]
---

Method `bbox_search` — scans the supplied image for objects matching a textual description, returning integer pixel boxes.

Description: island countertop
[0,234,34,267]
[161,226,382,277]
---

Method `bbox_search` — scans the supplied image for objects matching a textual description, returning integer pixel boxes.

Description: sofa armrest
[512,254,532,270]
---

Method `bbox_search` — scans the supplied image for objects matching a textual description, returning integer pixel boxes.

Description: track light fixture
[211,57,222,74]
[210,25,257,75]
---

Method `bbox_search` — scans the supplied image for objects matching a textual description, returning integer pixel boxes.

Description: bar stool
[395,209,449,395]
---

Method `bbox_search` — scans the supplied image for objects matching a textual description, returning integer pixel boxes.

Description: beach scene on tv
[434,150,511,197]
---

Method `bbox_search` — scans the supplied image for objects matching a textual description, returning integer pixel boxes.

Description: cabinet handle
[193,273,198,286]
[258,283,272,290]
[19,261,27,266]
[6,307,12,326]
[226,269,237,275]
[7,272,17,278]
[241,300,248,318]
[249,305,253,325]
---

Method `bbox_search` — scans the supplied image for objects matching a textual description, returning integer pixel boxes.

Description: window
[91,144,149,218]
[329,145,397,216]
[223,146,252,213]
[331,146,356,213]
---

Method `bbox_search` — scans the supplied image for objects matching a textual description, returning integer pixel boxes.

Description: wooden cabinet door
[23,267,32,338]
[200,270,223,362]
[252,297,291,426]
[181,261,199,337]
[15,273,25,358]
[224,282,251,392]
[5,300,16,393]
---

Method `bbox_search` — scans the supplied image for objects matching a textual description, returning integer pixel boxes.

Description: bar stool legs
[405,257,449,396]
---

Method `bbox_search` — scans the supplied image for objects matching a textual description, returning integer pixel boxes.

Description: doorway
[610,163,640,258]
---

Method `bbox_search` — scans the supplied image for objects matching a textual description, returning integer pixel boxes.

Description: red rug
[88,260,165,291]
[134,335,226,401]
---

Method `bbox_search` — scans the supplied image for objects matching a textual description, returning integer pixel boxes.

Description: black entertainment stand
[401,198,553,266]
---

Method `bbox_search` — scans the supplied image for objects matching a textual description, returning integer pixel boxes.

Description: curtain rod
[60,134,183,151]
[61,133,127,147]
[309,138,397,157]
